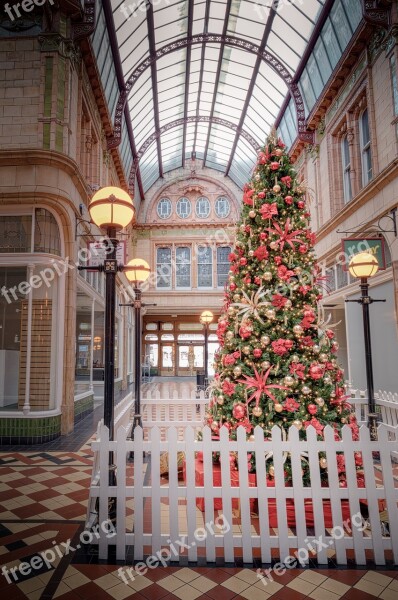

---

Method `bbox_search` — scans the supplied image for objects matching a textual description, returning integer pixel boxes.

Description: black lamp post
[79,186,135,522]
[200,310,214,391]
[346,252,385,440]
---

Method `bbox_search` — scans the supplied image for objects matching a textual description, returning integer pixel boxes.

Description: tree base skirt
[190,458,351,528]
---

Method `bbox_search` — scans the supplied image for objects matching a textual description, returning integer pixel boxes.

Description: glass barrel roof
[110,0,333,193]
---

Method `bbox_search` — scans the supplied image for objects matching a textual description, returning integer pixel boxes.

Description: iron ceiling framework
[107,0,330,196]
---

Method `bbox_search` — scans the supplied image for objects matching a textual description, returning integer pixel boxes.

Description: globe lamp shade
[348,252,379,279]
[89,186,135,231]
[125,259,150,285]
[200,310,214,325]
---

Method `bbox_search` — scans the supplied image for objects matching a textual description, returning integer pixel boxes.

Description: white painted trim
[0,409,62,418]
[74,390,94,402]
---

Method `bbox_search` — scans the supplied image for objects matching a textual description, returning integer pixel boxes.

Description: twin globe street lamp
[79,187,150,502]
[346,251,385,440]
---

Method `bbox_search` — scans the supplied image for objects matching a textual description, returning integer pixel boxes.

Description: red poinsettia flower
[238,366,288,407]
[253,246,269,261]
[272,339,293,356]
[222,381,236,396]
[277,265,294,281]
[223,354,236,366]
[259,202,278,220]
[272,294,288,309]
[243,188,255,206]
[267,218,303,251]
[290,362,305,379]
[284,397,300,412]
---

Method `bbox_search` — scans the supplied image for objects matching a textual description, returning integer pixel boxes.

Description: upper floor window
[217,246,231,288]
[196,197,210,218]
[341,136,352,203]
[215,196,230,218]
[157,198,172,220]
[176,247,191,288]
[176,197,191,219]
[359,109,372,186]
[390,53,398,117]
[197,246,213,288]
[156,247,172,289]
[0,209,60,255]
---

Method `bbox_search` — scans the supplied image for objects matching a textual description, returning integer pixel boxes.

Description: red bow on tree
[267,218,303,251]
[238,366,288,408]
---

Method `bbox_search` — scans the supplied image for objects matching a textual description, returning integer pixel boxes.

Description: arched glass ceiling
[111,0,327,192]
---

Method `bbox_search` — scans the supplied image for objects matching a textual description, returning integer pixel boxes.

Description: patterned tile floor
[1,417,397,599]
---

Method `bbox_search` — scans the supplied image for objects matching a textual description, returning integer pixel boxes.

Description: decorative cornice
[38,33,81,66]
[362,0,392,30]
[383,24,398,55]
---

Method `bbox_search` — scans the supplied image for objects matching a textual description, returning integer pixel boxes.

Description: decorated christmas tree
[205,132,360,485]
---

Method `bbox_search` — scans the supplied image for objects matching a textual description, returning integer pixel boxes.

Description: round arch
[108,33,314,151]
[128,115,262,191]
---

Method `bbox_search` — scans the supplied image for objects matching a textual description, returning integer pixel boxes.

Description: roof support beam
[146,1,164,179]
[182,0,195,167]
[193,0,211,154]
[225,3,278,177]
[102,0,144,197]
[128,116,261,193]
[202,0,233,166]
[107,34,314,151]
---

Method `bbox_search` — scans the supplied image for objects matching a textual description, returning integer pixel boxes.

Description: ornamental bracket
[362,0,392,30]
[72,0,95,41]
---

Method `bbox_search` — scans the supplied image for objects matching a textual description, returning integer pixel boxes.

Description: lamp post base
[128,414,143,462]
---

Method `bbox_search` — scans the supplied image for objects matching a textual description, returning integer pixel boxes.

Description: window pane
[34,209,61,255]
[0,215,32,253]
[176,246,191,288]
[217,246,231,287]
[391,54,398,116]
[197,246,213,288]
[157,247,171,288]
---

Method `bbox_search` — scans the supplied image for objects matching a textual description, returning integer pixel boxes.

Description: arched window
[360,109,372,186]
[156,247,172,289]
[341,136,352,203]
[215,196,231,218]
[176,197,191,219]
[157,198,172,220]
[217,246,231,287]
[195,197,210,218]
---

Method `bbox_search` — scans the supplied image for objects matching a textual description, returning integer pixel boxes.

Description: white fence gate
[87,423,398,565]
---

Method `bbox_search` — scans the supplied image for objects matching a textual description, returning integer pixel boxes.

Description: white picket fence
[88,423,398,565]
[141,390,207,439]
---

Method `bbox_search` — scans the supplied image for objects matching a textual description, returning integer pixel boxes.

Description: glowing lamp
[348,252,379,279]
[125,259,150,285]
[200,310,214,325]
[89,186,135,231]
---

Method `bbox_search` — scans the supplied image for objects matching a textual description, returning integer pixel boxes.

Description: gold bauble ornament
[269,241,279,250]
[248,250,254,257]
[341,417,347,424]
[315,397,325,407]
[249,435,255,442]
[294,267,302,275]
[265,309,276,320]
[263,271,273,281]
[274,149,283,157]
[319,353,328,363]
[233,366,242,377]
[217,396,225,405]
[233,293,241,302]
[268,465,275,477]
[211,422,219,431]
[284,376,295,387]
[242,345,251,355]
[293,420,303,430]
[227,306,235,316]
[261,335,271,346]
[293,325,303,336]
[273,185,281,193]
[313,345,321,354]
[255,173,261,181]
[252,406,263,417]
[239,224,246,232]
[320,457,327,469]
[225,331,234,340]
[274,403,283,413]
[302,386,311,395]
[324,376,332,385]
[249,210,256,218]
[261,360,271,369]
[291,354,300,363]
[285,299,292,309]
